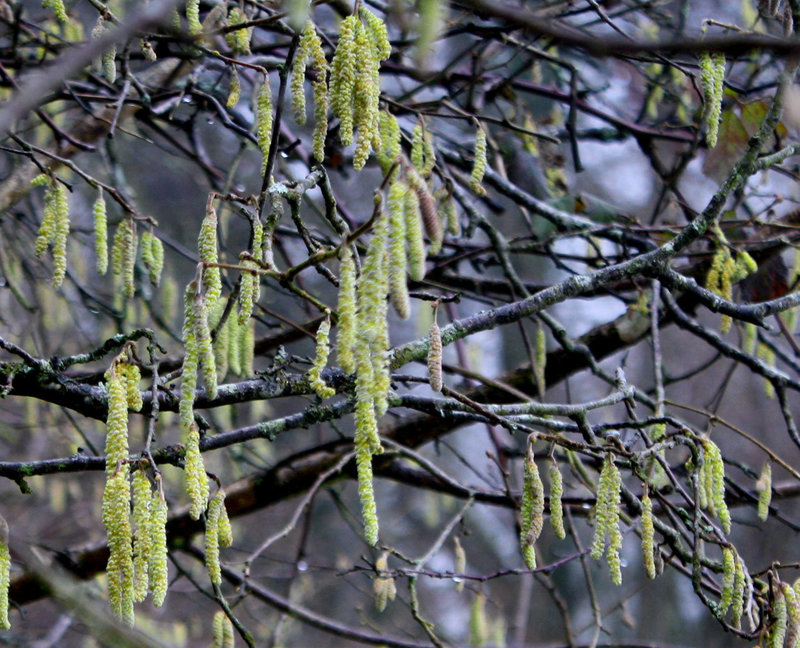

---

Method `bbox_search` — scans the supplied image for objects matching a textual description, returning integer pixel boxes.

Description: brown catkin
[428,318,443,392]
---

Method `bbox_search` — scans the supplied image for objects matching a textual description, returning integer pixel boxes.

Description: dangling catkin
[427,316,443,392]
[330,16,359,146]
[205,490,223,585]
[641,491,656,579]
[199,200,222,305]
[549,457,565,539]
[337,245,357,373]
[308,311,336,399]
[403,183,426,281]
[131,469,152,603]
[454,536,466,593]
[0,516,10,629]
[470,125,488,196]
[519,445,544,570]
[148,482,169,607]
[756,461,772,522]
[94,190,108,275]
[387,180,410,319]
[256,74,273,174]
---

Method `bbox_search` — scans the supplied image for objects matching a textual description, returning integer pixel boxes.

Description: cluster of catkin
[704,233,758,334]
[697,437,731,534]
[31,174,70,288]
[102,352,168,624]
[768,578,800,648]
[717,545,753,631]
[336,159,444,545]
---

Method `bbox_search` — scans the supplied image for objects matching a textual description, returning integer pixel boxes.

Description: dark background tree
[0,0,799,646]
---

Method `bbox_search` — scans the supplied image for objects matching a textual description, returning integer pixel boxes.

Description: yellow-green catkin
[43,0,68,22]
[699,51,725,148]
[185,424,208,520]
[199,200,222,305]
[743,321,757,355]
[534,320,546,398]
[428,315,443,393]
[337,245,357,373]
[238,220,263,325]
[131,469,152,603]
[240,317,255,376]
[148,482,169,607]
[121,362,143,412]
[351,20,381,170]
[470,125,488,196]
[703,439,731,534]
[227,312,242,376]
[411,124,426,171]
[186,0,202,35]
[591,454,622,566]
[227,65,240,109]
[373,552,397,612]
[732,556,746,628]
[225,7,251,55]
[355,420,379,545]
[641,491,656,579]
[193,281,218,400]
[0,517,10,629]
[519,445,544,570]
[94,190,108,275]
[256,74,274,174]
[212,610,235,648]
[469,592,488,647]
[756,461,772,522]
[47,181,70,288]
[387,180,410,319]
[403,183,426,281]
[292,20,330,161]
[308,311,336,399]
[719,546,735,615]
[377,111,401,173]
[141,230,164,286]
[205,490,225,585]
[111,218,137,299]
[772,585,788,648]
[454,536,466,593]
[549,457,565,539]
[330,16,359,147]
[103,362,134,624]
[785,583,800,648]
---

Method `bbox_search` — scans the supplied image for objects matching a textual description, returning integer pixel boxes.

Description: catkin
[757,461,772,522]
[0,516,9,629]
[731,556,746,628]
[94,191,108,275]
[185,424,209,520]
[121,362,143,412]
[469,593,488,647]
[699,51,725,148]
[352,20,381,170]
[225,7,251,55]
[719,546,735,615]
[373,552,397,612]
[186,0,201,35]
[199,201,222,306]
[703,439,731,534]
[256,75,274,174]
[330,16,359,147]
[549,457,565,539]
[227,312,242,376]
[403,184,426,281]
[387,180,410,319]
[641,491,656,579]
[470,125,488,195]
[43,0,68,22]
[212,610,235,648]
[131,469,152,603]
[193,284,218,401]
[227,65,240,109]
[240,317,255,376]
[454,536,466,593]
[148,484,169,607]
[51,182,70,288]
[336,245,357,373]
[772,586,789,648]
[205,490,223,585]
[519,445,544,570]
[355,430,379,545]
[308,312,336,399]
[591,454,622,563]
[428,318,443,392]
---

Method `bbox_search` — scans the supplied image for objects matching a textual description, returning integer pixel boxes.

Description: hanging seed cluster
[205,489,233,586]
[590,453,623,585]
[698,438,731,534]
[292,20,330,161]
[756,462,773,522]
[212,610,235,648]
[308,310,336,399]
[519,445,544,570]
[32,174,70,288]
[101,352,168,624]
[330,8,391,169]
[704,235,758,334]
